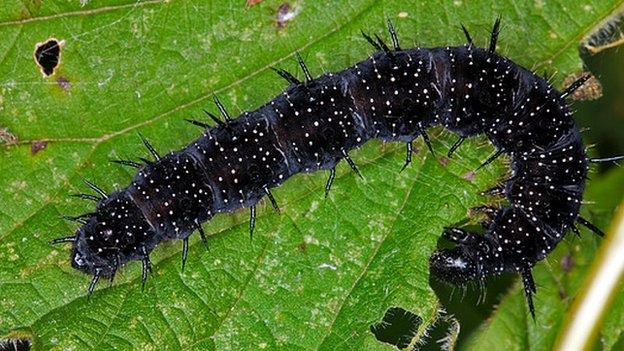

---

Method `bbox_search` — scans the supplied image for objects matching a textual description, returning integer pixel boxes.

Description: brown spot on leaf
[297,242,307,252]
[563,72,602,101]
[246,0,263,6]
[19,9,31,20]
[56,76,71,90]
[370,307,422,349]
[31,141,48,155]
[34,38,63,77]
[561,252,575,273]
[438,156,449,167]
[0,127,18,145]
[276,3,299,28]
[462,171,476,181]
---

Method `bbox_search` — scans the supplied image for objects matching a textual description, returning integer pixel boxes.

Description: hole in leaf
[33,38,63,77]
[0,338,31,351]
[370,307,422,349]
[430,272,514,346]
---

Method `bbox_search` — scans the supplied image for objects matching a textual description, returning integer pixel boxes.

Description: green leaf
[462,167,624,351]
[0,1,622,349]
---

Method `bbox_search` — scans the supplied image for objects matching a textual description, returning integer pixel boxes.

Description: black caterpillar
[51,19,618,318]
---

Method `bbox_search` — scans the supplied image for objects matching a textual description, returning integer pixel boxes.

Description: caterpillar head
[70,221,118,277]
[52,191,156,284]
[51,217,119,279]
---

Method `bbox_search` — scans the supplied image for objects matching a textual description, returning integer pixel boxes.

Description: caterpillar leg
[87,271,101,298]
[181,237,189,271]
[263,187,281,213]
[249,205,256,241]
[417,122,434,155]
[140,247,152,291]
[577,216,604,237]
[194,220,209,250]
[86,254,118,295]
[400,141,412,172]
[109,255,119,284]
[341,149,363,178]
[325,167,336,198]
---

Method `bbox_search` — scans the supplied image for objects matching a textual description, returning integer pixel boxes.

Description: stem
[554,203,624,351]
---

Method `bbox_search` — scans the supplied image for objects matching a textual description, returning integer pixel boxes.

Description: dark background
[576,47,624,172]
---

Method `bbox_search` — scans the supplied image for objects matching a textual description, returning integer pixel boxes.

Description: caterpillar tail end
[429,247,478,285]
